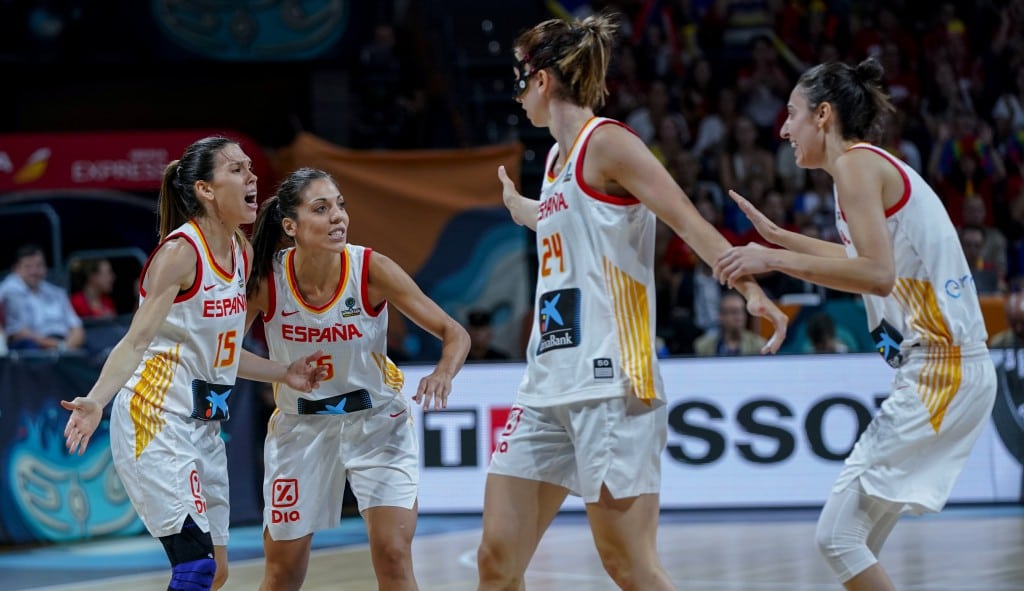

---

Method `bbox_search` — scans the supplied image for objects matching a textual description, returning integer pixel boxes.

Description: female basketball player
[477,11,789,591]
[62,136,326,591]
[714,58,997,591]
[246,167,470,591]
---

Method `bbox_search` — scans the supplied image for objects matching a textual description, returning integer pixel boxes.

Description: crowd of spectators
[0,247,132,361]
[6,2,1024,362]
[581,0,1024,355]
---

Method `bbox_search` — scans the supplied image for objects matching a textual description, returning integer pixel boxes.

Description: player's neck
[291,249,343,294]
[549,103,594,152]
[194,216,236,263]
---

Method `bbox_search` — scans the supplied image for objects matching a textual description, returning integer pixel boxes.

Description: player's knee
[597,554,634,589]
[593,540,647,591]
[476,537,516,581]
[167,558,217,591]
[371,537,412,577]
[262,567,305,591]
[815,520,874,581]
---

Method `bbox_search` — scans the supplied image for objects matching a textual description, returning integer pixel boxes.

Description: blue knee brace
[168,557,217,591]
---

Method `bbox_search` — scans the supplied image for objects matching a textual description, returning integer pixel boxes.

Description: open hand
[728,189,779,245]
[62,397,103,455]
[498,165,523,210]
[412,370,454,411]
[285,350,329,392]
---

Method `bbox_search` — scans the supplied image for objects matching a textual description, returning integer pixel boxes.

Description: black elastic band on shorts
[296,388,373,415]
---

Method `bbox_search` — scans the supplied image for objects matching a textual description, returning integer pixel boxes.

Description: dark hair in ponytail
[247,167,337,297]
[158,136,236,240]
[796,57,895,141]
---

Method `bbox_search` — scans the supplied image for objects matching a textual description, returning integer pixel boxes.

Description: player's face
[513,58,532,101]
[292,177,349,252]
[780,87,825,169]
[205,144,258,226]
[513,52,547,127]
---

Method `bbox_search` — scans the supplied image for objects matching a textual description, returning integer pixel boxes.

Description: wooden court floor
[30,507,1024,591]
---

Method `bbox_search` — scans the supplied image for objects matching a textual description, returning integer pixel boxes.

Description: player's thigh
[481,473,569,551]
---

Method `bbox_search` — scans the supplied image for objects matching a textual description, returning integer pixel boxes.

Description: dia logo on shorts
[270,478,301,523]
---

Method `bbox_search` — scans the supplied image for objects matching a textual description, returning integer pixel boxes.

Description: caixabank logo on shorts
[536,288,581,355]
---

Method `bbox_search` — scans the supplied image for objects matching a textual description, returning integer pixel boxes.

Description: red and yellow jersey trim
[285,249,348,313]
[189,220,236,281]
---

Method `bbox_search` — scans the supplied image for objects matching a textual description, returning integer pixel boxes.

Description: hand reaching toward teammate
[285,350,330,393]
[714,242,776,286]
[497,165,539,230]
[728,189,781,245]
[498,165,521,211]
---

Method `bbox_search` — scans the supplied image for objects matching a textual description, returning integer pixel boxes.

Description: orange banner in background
[269,132,524,275]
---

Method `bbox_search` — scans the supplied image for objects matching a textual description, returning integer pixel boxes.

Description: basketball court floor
[5,505,1023,590]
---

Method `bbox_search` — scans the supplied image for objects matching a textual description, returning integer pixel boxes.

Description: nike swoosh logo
[389,409,407,418]
[203,284,216,291]
[282,310,300,317]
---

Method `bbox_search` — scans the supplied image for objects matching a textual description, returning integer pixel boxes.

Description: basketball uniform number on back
[540,232,565,277]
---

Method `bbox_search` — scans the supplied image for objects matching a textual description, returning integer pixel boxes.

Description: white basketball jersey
[835,143,988,359]
[122,220,248,444]
[518,117,665,407]
[261,245,404,415]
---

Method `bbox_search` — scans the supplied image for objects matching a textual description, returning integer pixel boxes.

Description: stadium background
[1,0,1022,548]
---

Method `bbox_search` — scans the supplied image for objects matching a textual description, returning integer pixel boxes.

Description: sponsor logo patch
[536,288,581,355]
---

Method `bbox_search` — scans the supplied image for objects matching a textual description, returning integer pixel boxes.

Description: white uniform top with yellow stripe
[835,143,988,350]
[518,117,665,407]
[122,220,249,453]
[835,143,989,430]
[261,245,404,415]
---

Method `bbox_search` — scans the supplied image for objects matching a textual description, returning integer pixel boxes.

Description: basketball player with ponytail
[61,136,326,591]
[478,12,788,590]
[245,167,469,591]
[715,58,997,590]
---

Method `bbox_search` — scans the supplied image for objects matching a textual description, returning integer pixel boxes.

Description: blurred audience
[10,2,1024,361]
[465,309,509,361]
[961,225,1003,295]
[693,291,765,356]
[804,311,853,354]
[961,196,1008,283]
[571,0,1024,356]
[626,79,689,147]
[69,257,118,319]
[0,244,84,352]
[990,291,1024,349]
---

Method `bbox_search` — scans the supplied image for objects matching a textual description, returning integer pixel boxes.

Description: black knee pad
[159,515,214,565]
